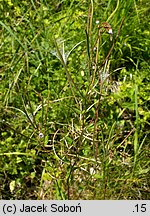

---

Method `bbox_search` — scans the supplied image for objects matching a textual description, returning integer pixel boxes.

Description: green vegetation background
[0,0,149,199]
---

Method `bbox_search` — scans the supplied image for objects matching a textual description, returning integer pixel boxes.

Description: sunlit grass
[0,0,149,199]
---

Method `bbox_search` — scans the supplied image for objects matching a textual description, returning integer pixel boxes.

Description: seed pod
[101,22,113,41]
